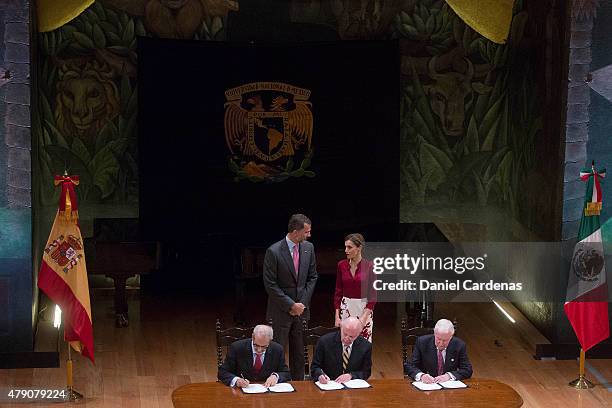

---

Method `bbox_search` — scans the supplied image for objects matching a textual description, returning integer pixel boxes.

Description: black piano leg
[110,275,130,328]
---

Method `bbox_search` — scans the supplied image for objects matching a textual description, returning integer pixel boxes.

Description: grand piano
[85,218,159,327]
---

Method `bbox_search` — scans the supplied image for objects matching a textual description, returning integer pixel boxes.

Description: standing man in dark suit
[405,318,473,383]
[263,213,318,380]
[218,325,291,387]
[311,317,372,383]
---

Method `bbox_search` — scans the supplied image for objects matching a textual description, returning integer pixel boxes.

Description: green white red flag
[564,164,609,352]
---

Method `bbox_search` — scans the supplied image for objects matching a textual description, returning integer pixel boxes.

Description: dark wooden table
[172,378,523,408]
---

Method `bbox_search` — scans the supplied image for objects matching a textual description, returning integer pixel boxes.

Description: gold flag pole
[65,342,84,401]
[569,348,594,389]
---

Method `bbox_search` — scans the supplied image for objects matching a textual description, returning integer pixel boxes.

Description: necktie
[292,244,299,277]
[253,353,263,375]
[437,349,444,376]
[342,345,350,372]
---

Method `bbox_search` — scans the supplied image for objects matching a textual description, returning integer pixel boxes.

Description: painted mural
[35,1,233,210]
[291,0,547,240]
[397,0,543,241]
[36,3,142,207]
[34,0,553,241]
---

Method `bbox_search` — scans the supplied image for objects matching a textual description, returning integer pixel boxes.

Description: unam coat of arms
[224,82,315,182]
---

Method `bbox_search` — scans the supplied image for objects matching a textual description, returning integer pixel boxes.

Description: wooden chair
[405,297,435,329]
[302,320,339,380]
[400,317,433,379]
[215,319,272,368]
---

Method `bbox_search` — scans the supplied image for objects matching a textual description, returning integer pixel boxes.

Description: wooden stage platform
[1,286,610,407]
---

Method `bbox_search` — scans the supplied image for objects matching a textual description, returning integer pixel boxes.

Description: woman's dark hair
[344,233,365,247]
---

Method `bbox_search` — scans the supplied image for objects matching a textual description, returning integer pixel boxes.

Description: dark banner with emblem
[224,81,314,182]
[138,38,399,242]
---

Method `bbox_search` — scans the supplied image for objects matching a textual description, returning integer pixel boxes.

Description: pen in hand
[238,373,249,387]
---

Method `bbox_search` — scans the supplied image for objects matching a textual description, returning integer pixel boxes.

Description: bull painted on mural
[424,55,491,137]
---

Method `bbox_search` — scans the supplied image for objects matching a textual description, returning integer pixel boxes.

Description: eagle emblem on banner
[572,242,605,282]
[44,234,84,273]
[224,82,315,182]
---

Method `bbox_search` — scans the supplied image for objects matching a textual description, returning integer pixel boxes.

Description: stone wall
[0,0,32,353]
[3,0,31,208]
[561,15,592,242]
[556,1,612,347]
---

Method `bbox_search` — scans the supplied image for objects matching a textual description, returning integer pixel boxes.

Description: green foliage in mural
[395,0,541,217]
[35,2,231,205]
[33,0,542,225]
[195,16,226,40]
[36,3,142,204]
[228,149,316,183]
[395,1,454,55]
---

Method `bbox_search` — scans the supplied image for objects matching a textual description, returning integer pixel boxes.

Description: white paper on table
[241,384,269,394]
[343,379,372,389]
[315,380,345,390]
[268,383,295,393]
[412,381,442,391]
[439,380,467,389]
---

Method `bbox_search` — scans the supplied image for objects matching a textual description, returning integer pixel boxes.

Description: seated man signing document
[405,319,473,383]
[218,325,291,387]
[311,317,372,383]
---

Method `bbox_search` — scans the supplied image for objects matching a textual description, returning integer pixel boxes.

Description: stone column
[0,0,33,354]
[557,9,597,346]
[3,0,31,209]
[561,13,592,241]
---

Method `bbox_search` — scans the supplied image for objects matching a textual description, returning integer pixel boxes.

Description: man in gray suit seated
[218,325,291,387]
[263,214,318,380]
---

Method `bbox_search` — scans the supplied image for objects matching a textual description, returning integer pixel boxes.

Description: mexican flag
[38,175,94,362]
[564,165,609,352]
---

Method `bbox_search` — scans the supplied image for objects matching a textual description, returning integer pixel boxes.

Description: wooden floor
[1,286,611,407]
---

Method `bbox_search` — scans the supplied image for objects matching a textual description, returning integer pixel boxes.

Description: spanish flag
[38,175,94,363]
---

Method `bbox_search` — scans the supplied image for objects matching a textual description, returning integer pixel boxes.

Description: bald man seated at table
[310,317,372,384]
[405,318,473,383]
[218,325,291,387]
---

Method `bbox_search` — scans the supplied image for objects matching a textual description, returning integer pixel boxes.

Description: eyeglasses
[253,343,269,350]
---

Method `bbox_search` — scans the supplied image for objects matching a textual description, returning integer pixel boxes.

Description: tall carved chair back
[302,320,339,380]
[401,317,433,378]
[215,319,272,368]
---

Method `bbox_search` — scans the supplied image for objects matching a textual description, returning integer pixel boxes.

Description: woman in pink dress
[333,233,376,342]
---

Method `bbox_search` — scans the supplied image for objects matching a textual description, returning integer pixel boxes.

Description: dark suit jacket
[404,334,473,380]
[263,238,318,323]
[217,339,291,386]
[310,331,372,381]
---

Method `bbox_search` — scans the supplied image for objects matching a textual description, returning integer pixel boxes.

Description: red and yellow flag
[38,175,94,362]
